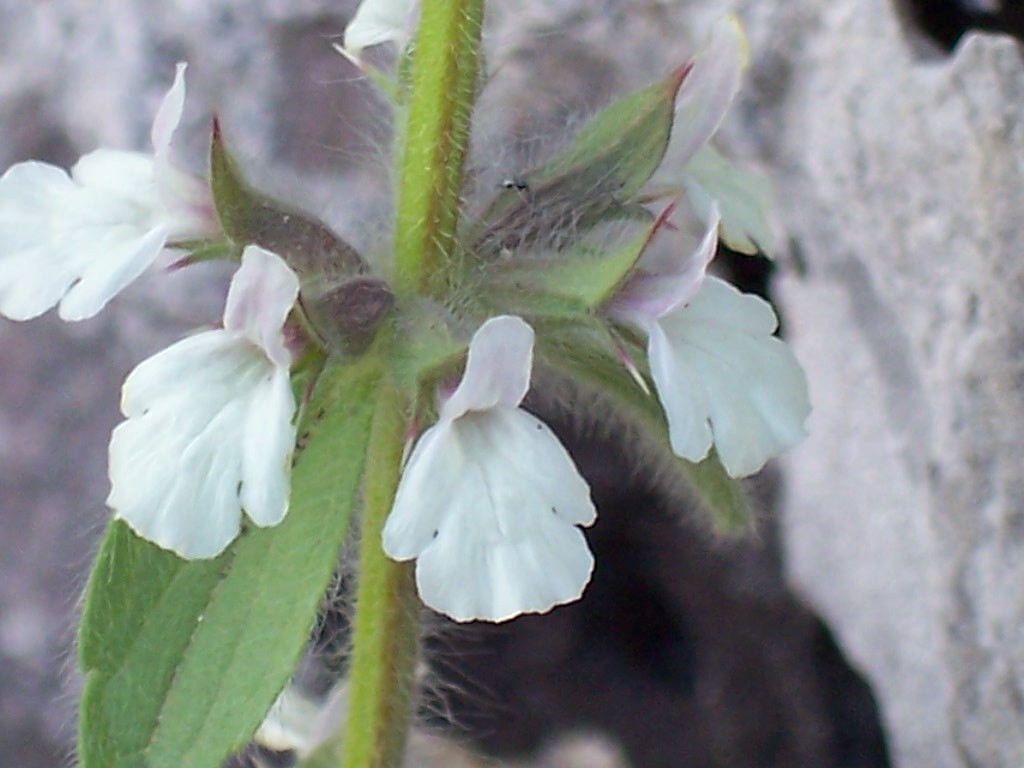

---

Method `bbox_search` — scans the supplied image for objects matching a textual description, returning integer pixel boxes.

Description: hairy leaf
[78,359,380,768]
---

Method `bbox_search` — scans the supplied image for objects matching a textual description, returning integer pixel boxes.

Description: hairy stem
[342,1,487,765]
[392,0,484,296]
[342,385,420,768]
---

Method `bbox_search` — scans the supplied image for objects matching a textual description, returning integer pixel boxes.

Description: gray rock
[735,3,1024,768]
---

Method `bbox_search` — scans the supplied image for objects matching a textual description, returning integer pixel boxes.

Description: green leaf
[535,320,750,533]
[78,526,230,768]
[209,120,367,279]
[677,448,750,534]
[78,359,380,768]
[467,65,688,258]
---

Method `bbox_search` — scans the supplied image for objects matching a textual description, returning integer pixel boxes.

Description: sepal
[481,209,672,316]
[209,120,367,279]
[467,65,689,259]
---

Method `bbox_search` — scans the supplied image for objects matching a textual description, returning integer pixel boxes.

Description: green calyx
[464,64,689,260]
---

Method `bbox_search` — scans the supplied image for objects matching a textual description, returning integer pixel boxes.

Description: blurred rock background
[1,1,1021,767]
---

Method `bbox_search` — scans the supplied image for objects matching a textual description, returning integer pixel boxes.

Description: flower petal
[648,320,713,462]
[0,162,90,319]
[0,160,167,321]
[439,315,534,422]
[240,366,296,527]
[151,62,187,156]
[71,149,159,209]
[0,64,216,323]
[145,63,219,241]
[606,206,720,329]
[222,246,300,368]
[683,145,773,256]
[58,224,169,321]
[108,332,268,558]
[650,277,810,477]
[416,511,593,623]
[344,0,416,58]
[384,406,596,622]
[670,16,747,166]
[107,245,299,558]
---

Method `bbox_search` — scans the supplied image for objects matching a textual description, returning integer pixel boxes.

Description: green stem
[342,385,420,768]
[341,2,486,765]
[392,0,484,296]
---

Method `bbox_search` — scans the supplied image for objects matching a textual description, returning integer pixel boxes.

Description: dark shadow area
[416,420,892,768]
[894,0,1024,50]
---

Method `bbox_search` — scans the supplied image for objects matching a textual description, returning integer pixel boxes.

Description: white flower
[647,278,810,477]
[608,206,721,325]
[683,145,773,256]
[341,0,417,62]
[0,62,218,322]
[107,245,299,559]
[608,213,809,477]
[655,17,774,255]
[383,315,597,623]
[668,16,748,170]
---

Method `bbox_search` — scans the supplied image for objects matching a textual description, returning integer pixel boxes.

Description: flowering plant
[0,2,808,767]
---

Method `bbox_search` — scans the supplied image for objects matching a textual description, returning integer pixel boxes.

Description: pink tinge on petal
[146,63,219,241]
[151,62,188,156]
[155,157,219,241]
[671,18,746,166]
[607,206,720,329]
[439,315,535,422]
[223,246,300,368]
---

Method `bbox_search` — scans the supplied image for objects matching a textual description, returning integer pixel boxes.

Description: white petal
[606,207,719,329]
[416,513,593,623]
[223,246,300,368]
[384,406,596,622]
[253,685,321,754]
[648,321,713,462]
[650,277,810,477]
[683,145,774,256]
[108,329,293,558]
[151,62,188,155]
[0,162,89,319]
[0,65,215,323]
[344,0,416,58]
[439,315,535,421]
[0,160,166,321]
[119,331,260,418]
[58,224,169,321]
[71,149,159,210]
[145,64,219,241]
[381,423,464,559]
[109,387,249,559]
[240,367,296,527]
[670,16,747,166]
